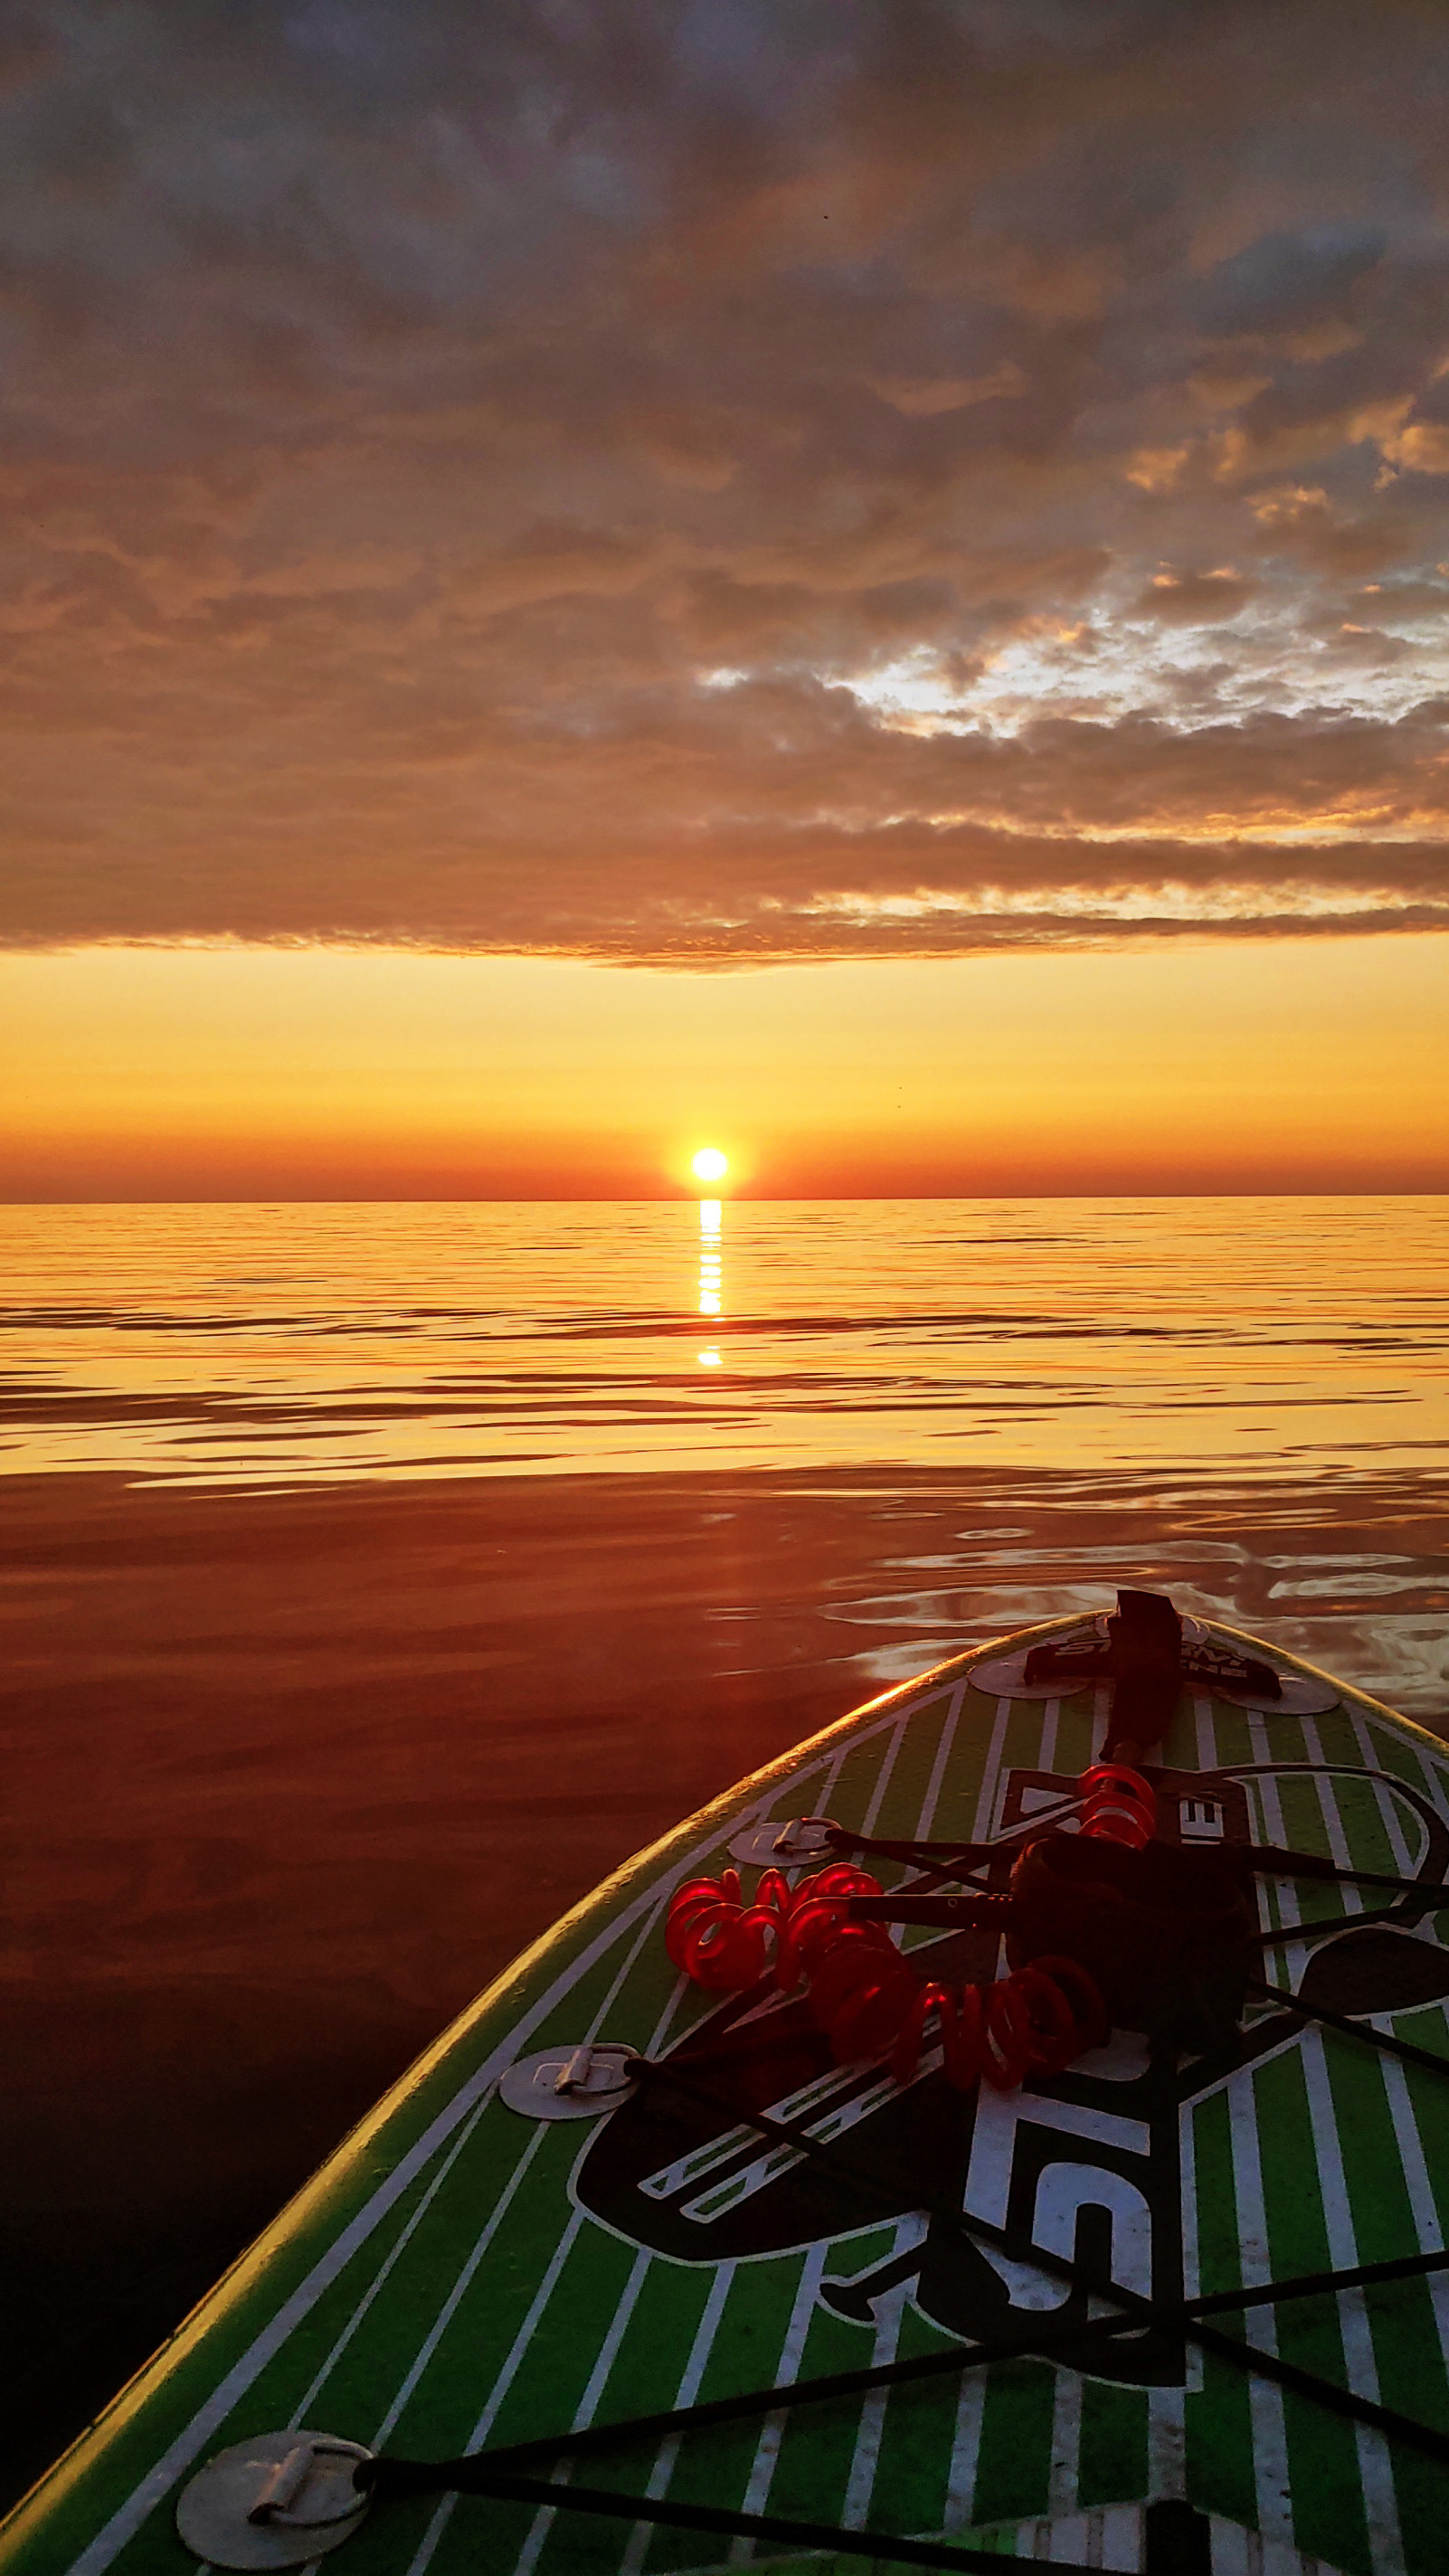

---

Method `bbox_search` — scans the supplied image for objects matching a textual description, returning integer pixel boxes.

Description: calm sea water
[2,1196,1447,2501]
[4,1194,1444,1467]
[3,1196,1446,1696]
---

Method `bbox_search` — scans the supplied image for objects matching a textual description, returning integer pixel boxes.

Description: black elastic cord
[365,2058,1449,2505]
[829,1821,1449,1906]
[382,2466,1087,2571]
[1252,1900,1449,1954]
[827,1826,1026,1871]
[1250,1975,1449,2082]
[848,1892,1010,1928]
[358,1984,1449,2538]
[1248,1846,1449,1898]
[643,2056,1449,2468]
[360,2244,1449,2505]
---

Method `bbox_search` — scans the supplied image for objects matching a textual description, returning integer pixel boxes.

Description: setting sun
[690,1147,729,1185]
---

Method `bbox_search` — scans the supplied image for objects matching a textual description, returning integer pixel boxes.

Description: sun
[690,1146,729,1184]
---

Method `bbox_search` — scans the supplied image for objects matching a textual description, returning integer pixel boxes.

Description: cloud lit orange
[0,6,1446,969]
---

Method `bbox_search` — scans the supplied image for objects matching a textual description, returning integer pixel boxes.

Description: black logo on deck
[573,1762,1449,2386]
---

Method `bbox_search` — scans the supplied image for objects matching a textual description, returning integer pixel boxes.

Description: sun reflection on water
[697,1195,723,1363]
[2,1200,1445,1512]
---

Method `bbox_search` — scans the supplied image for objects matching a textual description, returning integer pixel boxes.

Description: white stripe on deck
[1036,1695,1062,1783]
[507,2246,654,2576]
[1296,2025,1405,2573]
[839,2216,926,2533]
[1299,1718,1363,1918]
[1348,1714,1423,1876]
[291,2093,490,2425]
[618,2262,738,2575]
[374,1899,664,2450]
[1246,1718,1291,1842]
[858,1714,911,1838]
[1377,2054,1449,2388]
[940,2368,987,2537]
[404,2211,590,2576]
[1046,2364,1083,2519]
[1245,1738,1302,1963]
[726,2242,831,2564]
[968,1699,1016,1845]
[1366,1724,1449,1830]
[1226,2065,1294,2552]
[640,1969,695,2065]
[915,1679,968,1842]
[1148,2382,1187,2504]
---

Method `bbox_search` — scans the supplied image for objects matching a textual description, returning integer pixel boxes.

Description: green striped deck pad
[4,1616,1448,2576]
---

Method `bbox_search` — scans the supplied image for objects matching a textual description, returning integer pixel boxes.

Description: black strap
[643,2056,1449,2467]
[1253,1900,1449,1955]
[1248,1845,1449,1898]
[848,1891,1009,1928]
[361,1662,1449,2541]
[358,2244,1449,2505]
[829,1823,1449,1905]
[826,1824,1025,1871]
[371,2464,1089,2571]
[1250,1975,1449,2082]
[364,2056,1449,2515]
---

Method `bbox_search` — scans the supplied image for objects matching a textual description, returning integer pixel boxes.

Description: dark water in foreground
[1,1198,1446,2505]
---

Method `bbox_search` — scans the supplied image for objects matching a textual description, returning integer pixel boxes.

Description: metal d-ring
[499,2040,642,2119]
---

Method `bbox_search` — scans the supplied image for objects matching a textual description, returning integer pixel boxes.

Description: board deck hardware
[497,2040,642,2119]
[174,2434,373,2570]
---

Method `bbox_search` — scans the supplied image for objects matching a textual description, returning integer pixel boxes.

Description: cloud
[869,362,1028,416]
[1188,224,1388,341]
[0,0,1447,960]
[1134,569,1256,622]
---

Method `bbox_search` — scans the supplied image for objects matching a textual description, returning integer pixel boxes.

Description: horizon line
[3,1188,1445,1208]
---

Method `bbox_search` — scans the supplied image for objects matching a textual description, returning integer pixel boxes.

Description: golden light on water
[691,1147,728,1184]
[697,1191,724,1365]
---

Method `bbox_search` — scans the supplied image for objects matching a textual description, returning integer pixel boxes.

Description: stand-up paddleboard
[5,1597,1449,2576]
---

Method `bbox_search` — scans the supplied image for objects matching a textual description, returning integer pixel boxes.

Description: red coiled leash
[665,1862,883,1991]
[664,1857,1107,2093]
[1076,1762,1155,1849]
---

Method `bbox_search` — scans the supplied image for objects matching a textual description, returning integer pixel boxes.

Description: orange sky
[3,935,1444,1198]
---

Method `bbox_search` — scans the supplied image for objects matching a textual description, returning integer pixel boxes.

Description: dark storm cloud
[2,0,1448,959]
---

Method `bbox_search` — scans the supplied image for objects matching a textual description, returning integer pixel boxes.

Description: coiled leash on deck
[669,1751,1449,2079]
[665,1852,1110,2087]
[701,1592,1449,2071]
[666,1719,1272,2074]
